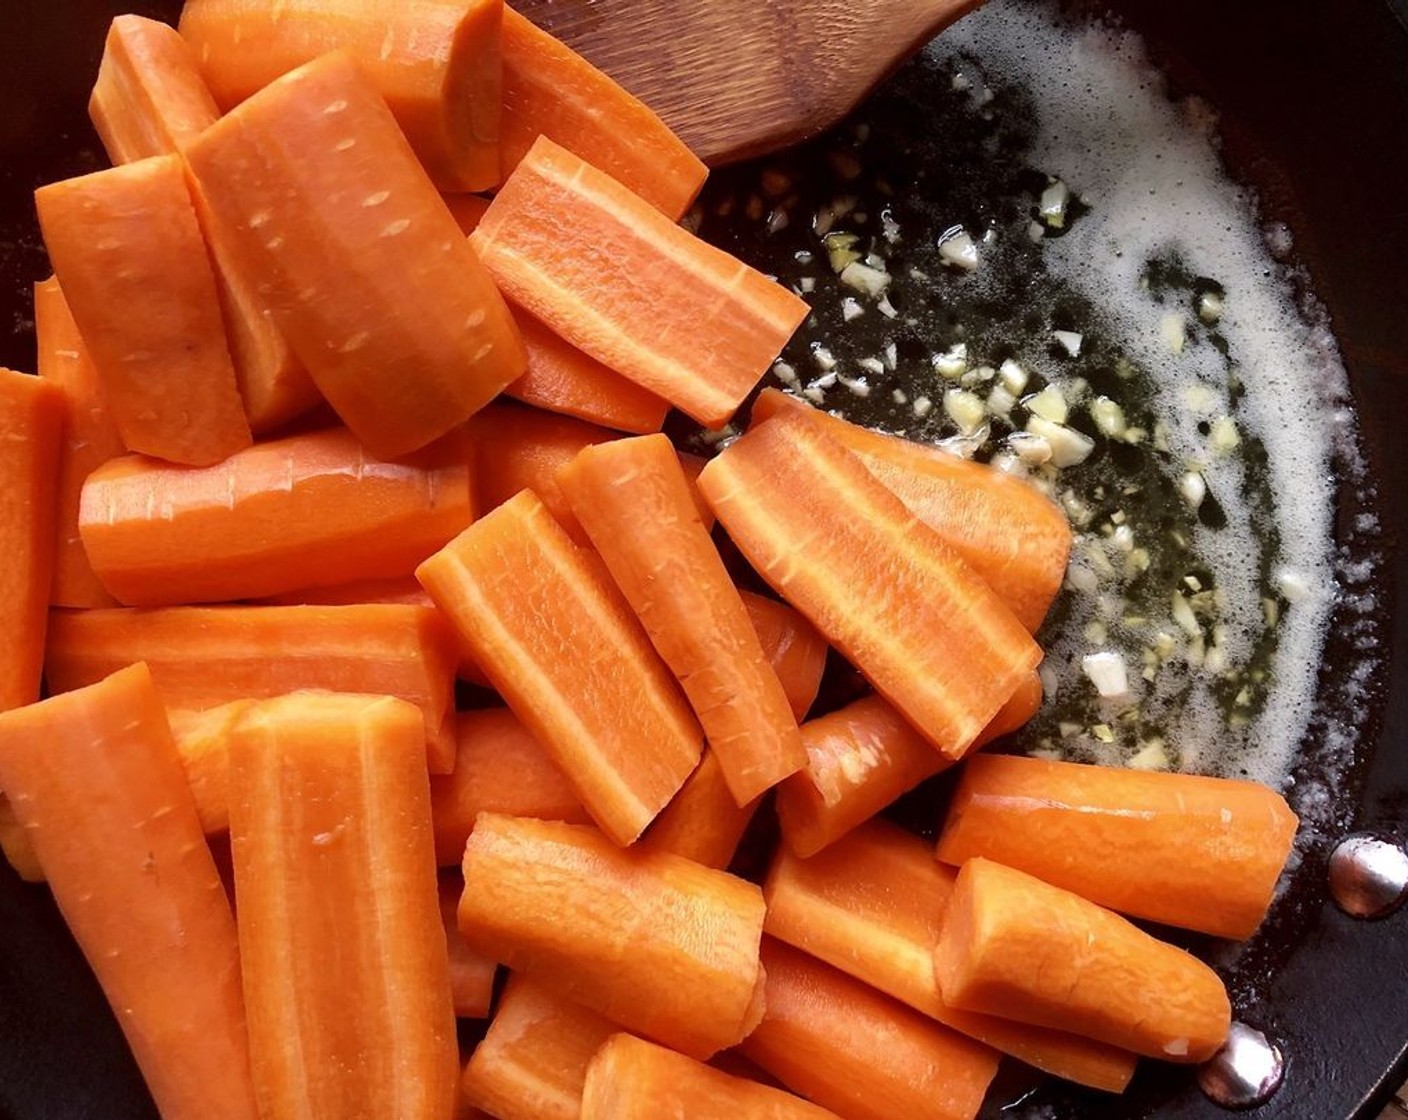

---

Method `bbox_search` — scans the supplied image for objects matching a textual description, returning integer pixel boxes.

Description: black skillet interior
[0,2,1405,1118]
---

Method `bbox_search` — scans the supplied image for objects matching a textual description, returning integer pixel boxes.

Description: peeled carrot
[44,603,458,773]
[418,492,701,843]
[777,675,1043,859]
[753,389,1072,632]
[741,939,999,1120]
[700,408,1042,757]
[180,0,503,191]
[458,814,765,1059]
[169,700,255,835]
[582,1033,840,1120]
[441,874,496,1018]
[470,137,808,429]
[935,858,1231,1062]
[0,663,258,1120]
[499,8,706,220]
[79,427,473,606]
[936,755,1299,939]
[185,52,524,458]
[639,750,759,870]
[740,590,828,721]
[35,155,252,466]
[764,819,1138,1092]
[0,798,44,882]
[228,692,457,1119]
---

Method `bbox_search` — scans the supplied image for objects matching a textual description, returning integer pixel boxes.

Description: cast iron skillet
[0,2,1404,1118]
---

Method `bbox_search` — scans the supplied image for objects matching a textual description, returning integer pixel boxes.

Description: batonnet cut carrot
[440,874,496,1018]
[180,0,503,191]
[458,814,766,1059]
[699,408,1042,757]
[582,1032,841,1120]
[169,700,255,835]
[638,750,758,870]
[417,491,702,844]
[79,427,473,606]
[499,8,706,220]
[561,434,806,805]
[35,154,252,466]
[228,692,457,1120]
[936,755,1300,939]
[185,52,524,458]
[739,590,828,721]
[753,389,1072,632]
[470,136,808,429]
[741,939,999,1120]
[763,819,1138,1092]
[0,663,258,1120]
[934,858,1232,1062]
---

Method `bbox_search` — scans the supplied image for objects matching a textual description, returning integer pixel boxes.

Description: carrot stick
[169,700,255,835]
[79,427,473,606]
[741,939,999,1120]
[499,8,706,220]
[0,663,259,1120]
[430,709,591,866]
[740,590,828,721]
[936,755,1300,939]
[753,389,1072,632]
[470,137,808,429]
[0,797,44,882]
[638,750,759,870]
[699,408,1042,758]
[441,874,496,1018]
[461,972,617,1120]
[45,603,458,773]
[458,814,765,1059]
[417,492,701,843]
[184,52,524,458]
[180,0,503,191]
[935,858,1231,1062]
[35,155,252,466]
[777,675,1043,859]
[582,1032,841,1120]
[560,434,806,804]
[228,691,457,1118]
[763,819,1138,1092]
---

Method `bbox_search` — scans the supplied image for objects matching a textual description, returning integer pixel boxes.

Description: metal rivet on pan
[1327,835,1408,920]
[1198,1022,1285,1109]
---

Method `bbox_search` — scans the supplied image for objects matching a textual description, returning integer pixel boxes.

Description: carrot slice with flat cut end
[185,52,524,458]
[169,700,256,836]
[458,814,765,1060]
[739,590,829,721]
[228,691,457,1119]
[699,408,1042,758]
[560,434,805,805]
[470,136,807,429]
[936,755,1300,940]
[753,389,1072,632]
[440,874,496,1018]
[180,0,503,191]
[418,491,701,843]
[763,819,1138,1093]
[638,750,759,870]
[35,155,252,466]
[935,858,1232,1062]
[0,663,259,1120]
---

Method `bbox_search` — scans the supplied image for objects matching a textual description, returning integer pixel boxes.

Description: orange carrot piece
[418,492,701,843]
[753,389,1072,632]
[583,1033,840,1120]
[229,692,457,1119]
[936,858,1231,1062]
[561,434,805,804]
[0,664,259,1120]
[0,797,44,882]
[740,591,828,721]
[936,755,1300,940]
[441,874,496,1018]
[742,939,999,1120]
[777,675,1042,859]
[185,52,524,458]
[458,814,765,1059]
[461,973,617,1120]
[169,700,255,835]
[700,408,1042,758]
[180,0,503,191]
[34,279,124,608]
[79,427,472,606]
[44,603,458,773]
[471,137,807,429]
[35,155,252,466]
[764,820,1138,1092]
[499,9,706,220]
[638,750,758,870]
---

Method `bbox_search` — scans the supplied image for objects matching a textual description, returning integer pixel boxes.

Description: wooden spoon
[513,0,985,165]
